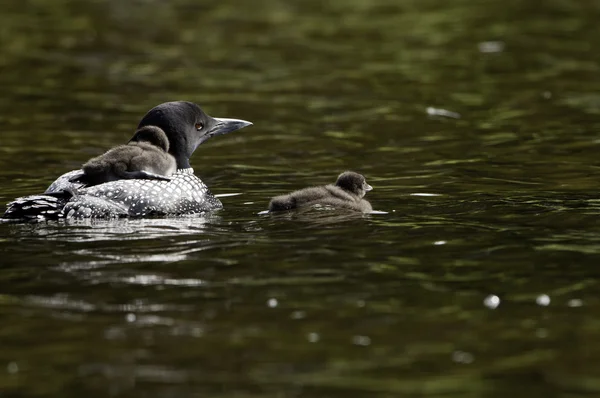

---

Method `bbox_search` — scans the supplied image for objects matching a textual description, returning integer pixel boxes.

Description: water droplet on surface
[452,351,474,364]
[484,295,500,309]
[352,335,371,346]
[7,362,18,374]
[426,107,461,119]
[536,294,550,306]
[307,332,320,343]
[478,40,505,53]
[568,299,583,307]
[267,298,278,308]
[291,311,306,319]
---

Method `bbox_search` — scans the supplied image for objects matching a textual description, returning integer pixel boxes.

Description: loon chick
[268,171,373,213]
[69,126,177,186]
[3,101,252,220]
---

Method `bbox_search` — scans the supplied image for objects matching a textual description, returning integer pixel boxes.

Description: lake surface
[1,0,600,396]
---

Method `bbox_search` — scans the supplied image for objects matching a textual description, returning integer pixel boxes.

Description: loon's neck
[175,158,191,169]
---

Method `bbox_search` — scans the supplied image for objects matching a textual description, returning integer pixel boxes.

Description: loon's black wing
[3,170,86,221]
[45,169,89,193]
[2,190,74,221]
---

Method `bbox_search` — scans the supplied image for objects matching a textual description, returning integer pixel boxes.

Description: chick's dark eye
[195,122,204,130]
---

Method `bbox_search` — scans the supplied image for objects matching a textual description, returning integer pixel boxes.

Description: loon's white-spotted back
[60,168,221,219]
[2,101,252,221]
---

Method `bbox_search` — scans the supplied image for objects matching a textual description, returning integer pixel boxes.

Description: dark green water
[2,0,600,396]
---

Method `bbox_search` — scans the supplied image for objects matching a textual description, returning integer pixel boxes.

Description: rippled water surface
[2,0,600,396]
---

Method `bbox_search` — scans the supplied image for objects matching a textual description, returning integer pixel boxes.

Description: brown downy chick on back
[70,126,177,187]
[268,171,373,213]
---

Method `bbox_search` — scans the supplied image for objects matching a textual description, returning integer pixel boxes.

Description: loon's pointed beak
[201,117,252,143]
[365,184,373,192]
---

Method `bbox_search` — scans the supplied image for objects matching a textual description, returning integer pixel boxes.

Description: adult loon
[3,101,252,221]
[69,125,177,186]
[268,171,373,213]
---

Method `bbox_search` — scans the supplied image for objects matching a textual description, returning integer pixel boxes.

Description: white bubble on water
[484,295,500,309]
[536,294,550,306]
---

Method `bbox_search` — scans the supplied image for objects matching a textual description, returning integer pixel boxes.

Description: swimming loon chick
[3,101,252,220]
[69,126,177,186]
[268,171,373,213]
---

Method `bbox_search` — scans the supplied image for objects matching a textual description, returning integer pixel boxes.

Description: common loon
[69,125,177,186]
[268,171,373,213]
[3,101,252,221]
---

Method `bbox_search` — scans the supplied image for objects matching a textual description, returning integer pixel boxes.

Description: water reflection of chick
[268,171,373,213]
[70,126,176,187]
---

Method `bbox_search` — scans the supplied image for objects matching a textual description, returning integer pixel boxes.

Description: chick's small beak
[364,184,373,192]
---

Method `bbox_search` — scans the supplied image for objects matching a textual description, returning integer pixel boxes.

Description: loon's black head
[335,171,373,198]
[136,101,252,169]
[130,126,170,152]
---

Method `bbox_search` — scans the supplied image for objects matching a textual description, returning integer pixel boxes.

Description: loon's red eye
[195,122,204,130]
